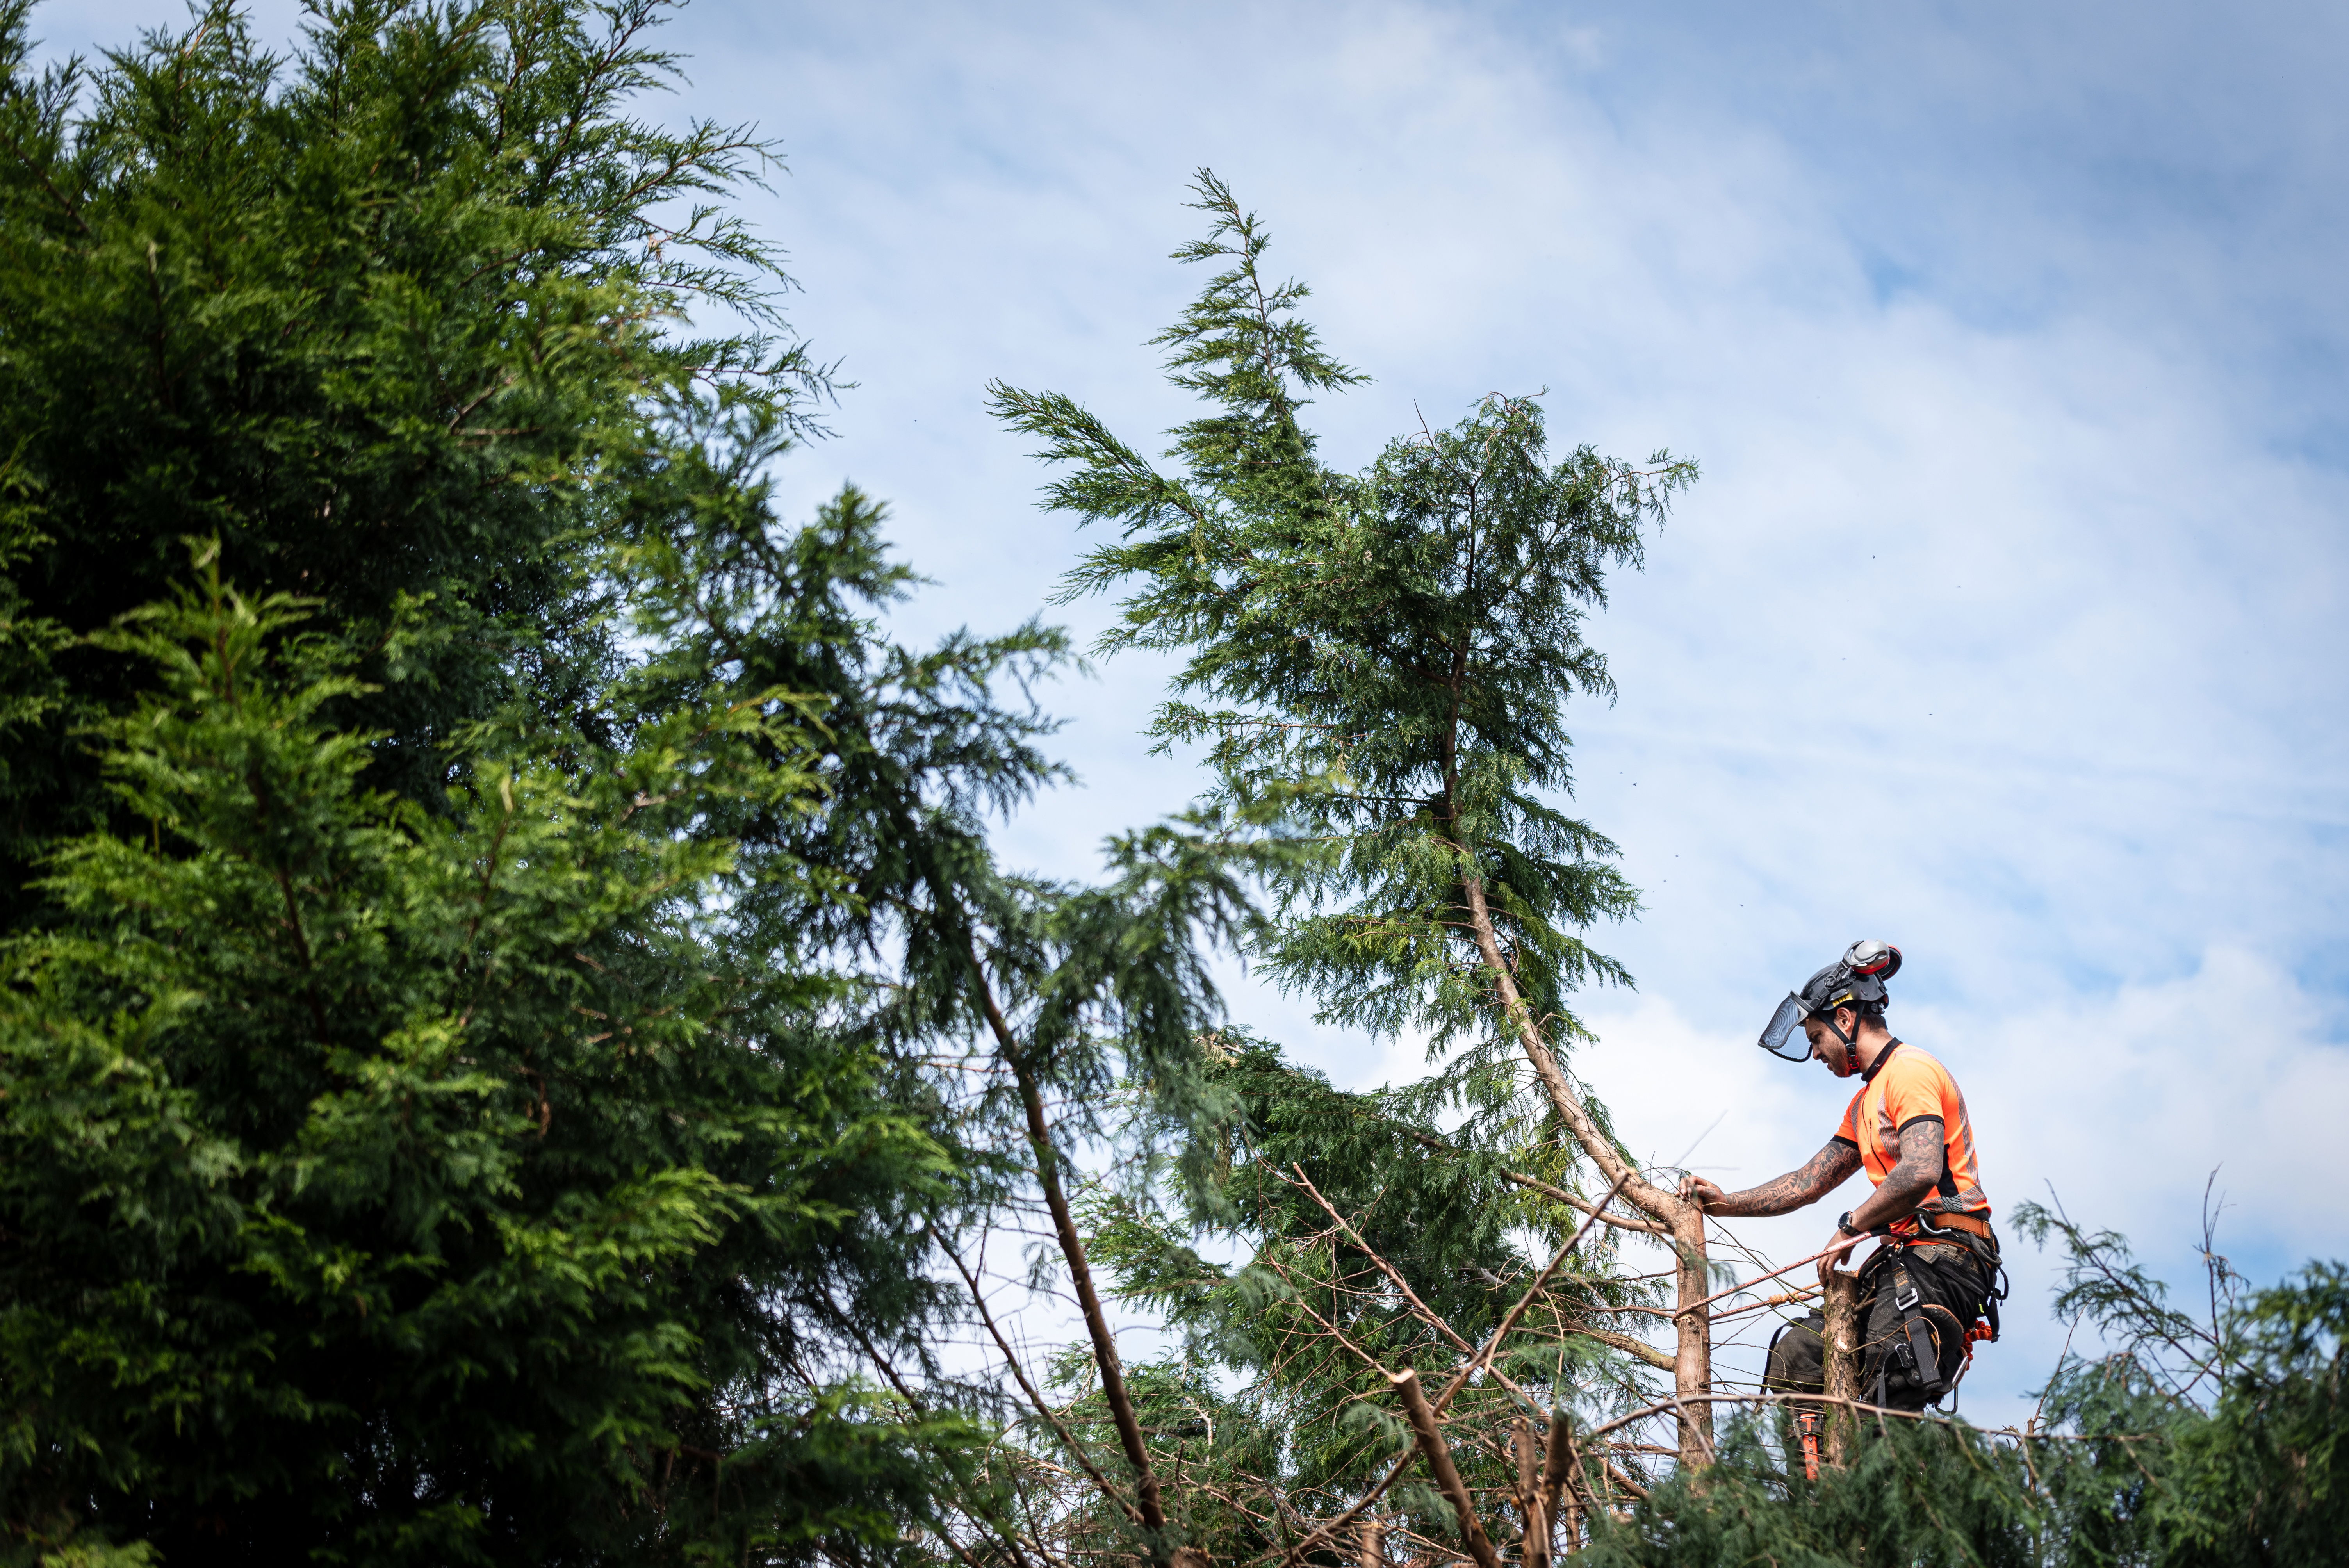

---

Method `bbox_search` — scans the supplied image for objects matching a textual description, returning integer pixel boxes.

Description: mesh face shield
[1759,991,1814,1061]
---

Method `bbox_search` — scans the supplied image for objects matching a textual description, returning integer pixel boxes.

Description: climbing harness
[1861,1221,2009,1406]
[1882,1258,1951,1402]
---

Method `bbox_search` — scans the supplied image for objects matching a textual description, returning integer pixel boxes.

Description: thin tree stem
[967,944,1173,1555]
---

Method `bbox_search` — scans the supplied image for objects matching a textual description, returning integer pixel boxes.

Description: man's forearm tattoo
[1707,1140,1861,1217]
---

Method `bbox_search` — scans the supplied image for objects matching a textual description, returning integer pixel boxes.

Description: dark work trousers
[1764,1240,1998,1412]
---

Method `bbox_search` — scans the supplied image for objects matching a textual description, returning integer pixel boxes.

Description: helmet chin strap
[1823,1008,1858,1074]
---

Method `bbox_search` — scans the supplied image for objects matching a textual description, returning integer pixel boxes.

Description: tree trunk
[1668,1205,1715,1468]
[1823,1268,1861,1467]
[1458,874,1713,1466]
[969,951,1175,1560]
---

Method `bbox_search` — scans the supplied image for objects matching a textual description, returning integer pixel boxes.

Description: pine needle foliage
[989,169,1696,1138]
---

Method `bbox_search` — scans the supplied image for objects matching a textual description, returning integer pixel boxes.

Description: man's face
[1803,1012,1857,1077]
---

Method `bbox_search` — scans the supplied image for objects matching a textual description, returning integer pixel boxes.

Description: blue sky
[43,0,2349,1429]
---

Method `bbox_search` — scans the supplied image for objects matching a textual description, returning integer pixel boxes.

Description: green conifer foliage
[1065,1038,1669,1568]
[990,171,1719,1463]
[991,173,1691,1095]
[0,0,818,923]
[0,545,978,1561]
[0,2,1063,1557]
[0,13,1296,1559]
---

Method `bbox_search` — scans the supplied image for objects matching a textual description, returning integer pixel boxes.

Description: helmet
[1758,940,1902,1060]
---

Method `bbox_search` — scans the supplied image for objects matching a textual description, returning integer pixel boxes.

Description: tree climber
[1677,941,2007,1411]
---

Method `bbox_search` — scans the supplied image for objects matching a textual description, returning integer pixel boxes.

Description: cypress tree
[0,0,818,925]
[989,171,1714,1459]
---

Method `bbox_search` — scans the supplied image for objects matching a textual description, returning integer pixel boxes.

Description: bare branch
[1390,1370,1502,1568]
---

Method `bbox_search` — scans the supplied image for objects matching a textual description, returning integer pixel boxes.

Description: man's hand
[1818,1227,1864,1281]
[1679,1174,1727,1210]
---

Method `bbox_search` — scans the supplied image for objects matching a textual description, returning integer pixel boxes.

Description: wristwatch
[1836,1210,1864,1237]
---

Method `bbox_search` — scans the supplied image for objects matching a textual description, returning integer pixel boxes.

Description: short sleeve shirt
[1832,1040,1989,1218]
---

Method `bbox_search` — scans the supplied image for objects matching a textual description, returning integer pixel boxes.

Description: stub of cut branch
[1539,1407,1578,1524]
[1513,1417,1550,1568]
[1390,1369,1503,1568]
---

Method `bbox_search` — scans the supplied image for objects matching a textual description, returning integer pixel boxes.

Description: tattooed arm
[1810,1117,1948,1275]
[1678,1139,1862,1217]
[1843,1117,1943,1231]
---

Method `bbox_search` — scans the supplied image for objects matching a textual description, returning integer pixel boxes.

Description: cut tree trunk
[1459,874,1714,1466]
[1823,1268,1861,1466]
[1668,1204,1715,1467]
[1515,1417,1551,1568]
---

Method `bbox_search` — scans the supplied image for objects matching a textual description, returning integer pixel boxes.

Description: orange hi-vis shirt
[1832,1040,1990,1221]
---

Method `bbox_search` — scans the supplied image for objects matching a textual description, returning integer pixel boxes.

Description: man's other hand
[1818,1228,1863,1282]
[1679,1174,1727,1209]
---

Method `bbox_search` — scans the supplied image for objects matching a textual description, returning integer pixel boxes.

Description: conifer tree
[0,1,1027,1558]
[0,0,819,925]
[989,172,1716,1461]
[0,10,1294,1560]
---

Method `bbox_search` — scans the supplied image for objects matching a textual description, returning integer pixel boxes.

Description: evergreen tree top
[993,171,1697,1101]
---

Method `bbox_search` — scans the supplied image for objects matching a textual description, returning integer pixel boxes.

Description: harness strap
[1888,1262,1950,1400]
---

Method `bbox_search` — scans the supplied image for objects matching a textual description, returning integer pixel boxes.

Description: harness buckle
[1893,1286,1920,1312]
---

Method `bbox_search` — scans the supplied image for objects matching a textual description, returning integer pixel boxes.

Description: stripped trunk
[1460,875,1715,1467]
[1668,1204,1715,1466]
[1823,1268,1862,1466]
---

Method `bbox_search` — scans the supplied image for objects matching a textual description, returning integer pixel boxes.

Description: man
[1677,940,2005,1410]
